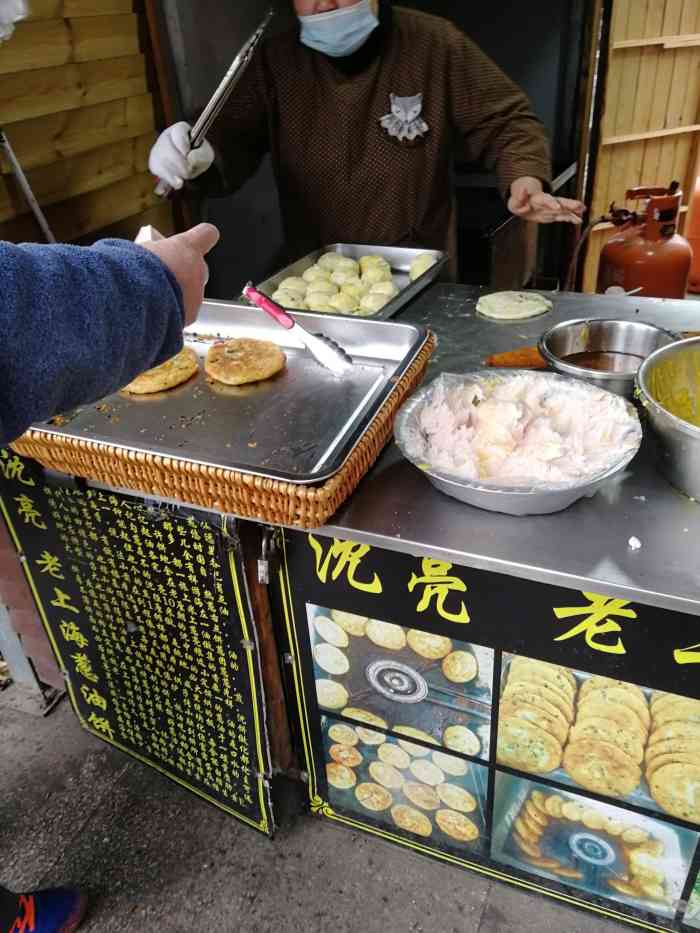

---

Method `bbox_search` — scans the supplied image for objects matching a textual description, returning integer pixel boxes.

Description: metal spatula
[243,284,353,377]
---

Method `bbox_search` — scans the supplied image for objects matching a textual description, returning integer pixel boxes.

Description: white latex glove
[148,122,215,191]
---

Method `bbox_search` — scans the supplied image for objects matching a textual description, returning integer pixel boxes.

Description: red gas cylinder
[686,175,700,292]
[597,184,692,299]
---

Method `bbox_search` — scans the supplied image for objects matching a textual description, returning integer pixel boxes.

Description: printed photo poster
[492,774,699,920]
[321,714,488,858]
[495,653,700,826]
[684,872,700,929]
[307,603,494,761]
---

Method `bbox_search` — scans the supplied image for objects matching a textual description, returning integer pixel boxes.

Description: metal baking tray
[34,300,429,485]
[254,243,448,320]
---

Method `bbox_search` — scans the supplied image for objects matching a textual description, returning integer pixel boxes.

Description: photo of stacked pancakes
[309,606,493,760]
[507,786,675,907]
[646,693,700,824]
[322,718,484,851]
[497,658,700,825]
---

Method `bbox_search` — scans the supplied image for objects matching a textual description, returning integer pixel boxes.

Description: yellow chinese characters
[308,535,382,594]
[36,551,64,579]
[72,653,98,682]
[674,642,700,665]
[407,558,470,624]
[14,494,46,529]
[59,621,88,649]
[88,713,114,740]
[80,685,107,710]
[553,591,637,655]
[51,587,79,614]
[0,449,34,486]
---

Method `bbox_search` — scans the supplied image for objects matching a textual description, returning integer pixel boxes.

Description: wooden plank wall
[582,0,700,292]
[0,0,175,244]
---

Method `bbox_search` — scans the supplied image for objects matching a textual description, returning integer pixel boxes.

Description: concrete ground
[1,700,626,932]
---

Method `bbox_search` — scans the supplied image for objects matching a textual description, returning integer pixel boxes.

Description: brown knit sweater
[204,6,551,263]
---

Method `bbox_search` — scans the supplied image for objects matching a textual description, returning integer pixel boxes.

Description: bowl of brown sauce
[539,318,678,397]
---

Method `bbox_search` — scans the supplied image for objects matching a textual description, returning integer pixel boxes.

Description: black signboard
[0,449,273,835]
[277,528,700,932]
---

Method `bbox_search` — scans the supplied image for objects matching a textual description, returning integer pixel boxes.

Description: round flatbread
[356,728,387,746]
[327,723,359,746]
[369,761,405,790]
[648,721,700,748]
[503,680,573,722]
[530,790,550,817]
[316,679,348,710]
[329,744,363,768]
[647,752,700,781]
[366,619,407,650]
[342,708,387,728]
[123,346,199,394]
[571,717,644,764]
[509,659,575,702]
[622,828,650,846]
[501,687,573,732]
[497,718,562,774]
[500,700,569,746]
[406,629,453,659]
[476,291,553,321]
[326,762,356,789]
[513,831,541,859]
[403,782,441,811]
[579,676,646,705]
[436,809,479,842]
[561,801,584,822]
[579,687,650,731]
[205,338,286,386]
[628,853,664,886]
[607,878,641,899]
[391,804,433,837]
[632,840,665,858]
[313,643,349,676]
[544,795,564,819]
[525,799,549,828]
[552,866,582,880]
[562,739,641,797]
[330,610,368,636]
[442,725,480,757]
[355,782,393,812]
[573,700,646,741]
[646,737,700,766]
[410,759,445,786]
[313,615,349,648]
[605,818,624,837]
[378,744,411,770]
[651,691,700,713]
[437,783,477,813]
[442,650,478,684]
[581,808,606,831]
[395,725,438,757]
[519,811,546,840]
[431,751,469,777]
[653,697,700,727]
[524,855,562,871]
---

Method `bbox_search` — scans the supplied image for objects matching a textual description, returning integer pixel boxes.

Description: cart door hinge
[257,527,276,584]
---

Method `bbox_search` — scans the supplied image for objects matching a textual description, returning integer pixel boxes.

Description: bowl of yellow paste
[637,337,700,500]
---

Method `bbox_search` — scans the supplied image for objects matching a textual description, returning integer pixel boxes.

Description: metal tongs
[243,284,354,377]
[155,8,274,198]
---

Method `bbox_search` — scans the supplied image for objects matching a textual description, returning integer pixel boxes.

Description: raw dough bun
[329,292,359,313]
[342,282,368,302]
[318,252,347,271]
[334,256,360,276]
[306,297,335,313]
[123,347,199,394]
[359,293,390,315]
[362,265,392,286]
[271,289,307,310]
[306,279,338,297]
[205,338,286,386]
[278,276,307,296]
[302,265,331,284]
[331,270,362,287]
[410,253,438,281]
[476,291,553,321]
[370,280,399,299]
[359,254,391,275]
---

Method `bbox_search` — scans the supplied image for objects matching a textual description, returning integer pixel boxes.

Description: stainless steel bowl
[539,319,678,397]
[637,337,700,500]
[394,371,642,516]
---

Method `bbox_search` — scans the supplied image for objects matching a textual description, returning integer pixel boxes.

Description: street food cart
[3,285,700,932]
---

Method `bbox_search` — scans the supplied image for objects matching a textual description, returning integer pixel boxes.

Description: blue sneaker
[8,888,87,933]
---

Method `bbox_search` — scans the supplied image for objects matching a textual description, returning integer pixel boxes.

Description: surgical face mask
[0,0,27,41]
[299,0,379,58]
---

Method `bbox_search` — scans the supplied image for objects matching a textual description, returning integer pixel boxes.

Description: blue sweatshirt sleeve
[0,238,185,445]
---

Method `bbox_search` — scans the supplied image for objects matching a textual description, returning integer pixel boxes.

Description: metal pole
[0,127,56,243]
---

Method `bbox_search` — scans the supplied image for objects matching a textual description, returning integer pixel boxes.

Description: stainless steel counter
[323,285,700,617]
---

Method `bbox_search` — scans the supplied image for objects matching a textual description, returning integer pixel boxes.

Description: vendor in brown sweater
[149,0,584,267]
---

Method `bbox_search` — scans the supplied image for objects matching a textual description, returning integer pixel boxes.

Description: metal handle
[243,283,295,330]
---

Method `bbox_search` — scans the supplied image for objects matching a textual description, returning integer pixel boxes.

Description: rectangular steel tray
[34,300,429,486]
[254,243,448,320]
